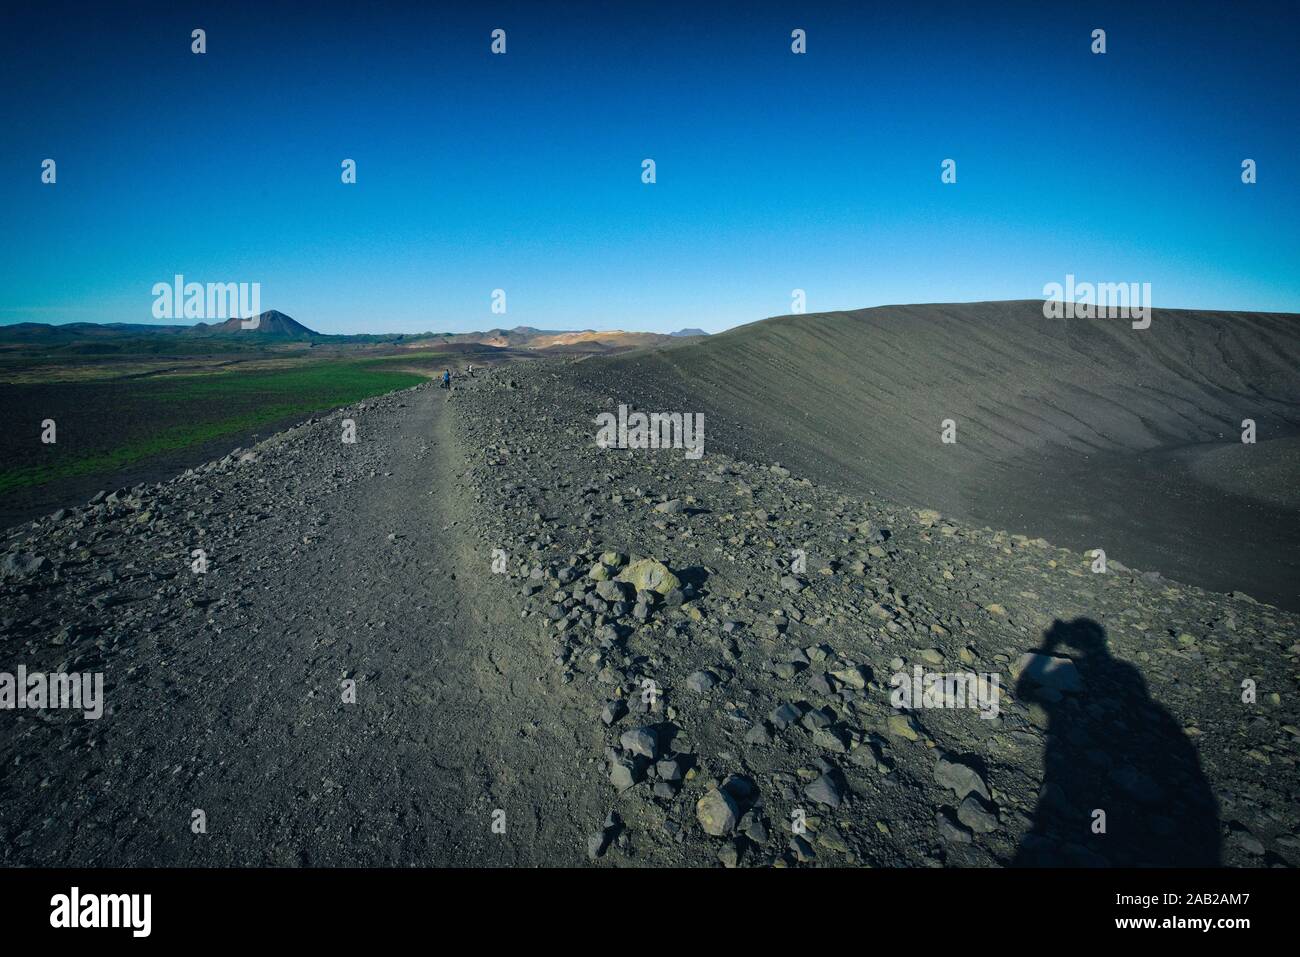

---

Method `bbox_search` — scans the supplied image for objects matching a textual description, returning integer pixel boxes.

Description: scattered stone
[804,771,846,808]
[887,713,922,741]
[745,721,773,745]
[790,834,817,862]
[1,552,50,580]
[717,840,742,868]
[830,664,869,689]
[601,699,627,726]
[609,759,640,792]
[1014,652,1084,693]
[769,702,803,730]
[656,756,685,782]
[936,808,972,843]
[934,753,991,801]
[587,811,622,859]
[696,787,740,836]
[956,794,999,833]
[620,726,659,759]
[686,669,719,693]
[595,580,631,602]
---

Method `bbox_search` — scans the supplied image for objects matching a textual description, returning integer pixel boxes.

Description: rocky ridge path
[0,382,605,865]
[448,361,1300,868]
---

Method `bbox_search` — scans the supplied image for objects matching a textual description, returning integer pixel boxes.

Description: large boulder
[696,788,739,836]
[615,558,681,596]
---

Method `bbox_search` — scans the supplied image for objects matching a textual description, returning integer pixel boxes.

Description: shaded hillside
[577,301,1300,608]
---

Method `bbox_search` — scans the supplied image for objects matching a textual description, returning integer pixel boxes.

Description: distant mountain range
[0,312,709,352]
[0,310,315,343]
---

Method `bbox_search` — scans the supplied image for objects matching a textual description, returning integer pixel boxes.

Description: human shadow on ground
[1013,617,1220,867]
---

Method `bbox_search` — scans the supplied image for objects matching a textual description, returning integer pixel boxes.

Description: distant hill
[0,311,319,345]
[330,324,698,353]
[0,313,707,355]
[187,310,318,340]
[428,326,689,352]
[0,321,191,343]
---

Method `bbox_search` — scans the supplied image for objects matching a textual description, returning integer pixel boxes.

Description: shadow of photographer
[1013,617,1220,867]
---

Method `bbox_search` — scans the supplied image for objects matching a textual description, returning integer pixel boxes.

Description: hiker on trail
[441,369,451,389]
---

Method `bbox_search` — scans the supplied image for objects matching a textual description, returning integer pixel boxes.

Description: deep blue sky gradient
[2,0,1297,334]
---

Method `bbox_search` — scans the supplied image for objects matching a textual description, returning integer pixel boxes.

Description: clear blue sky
[2,0,1297,335]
